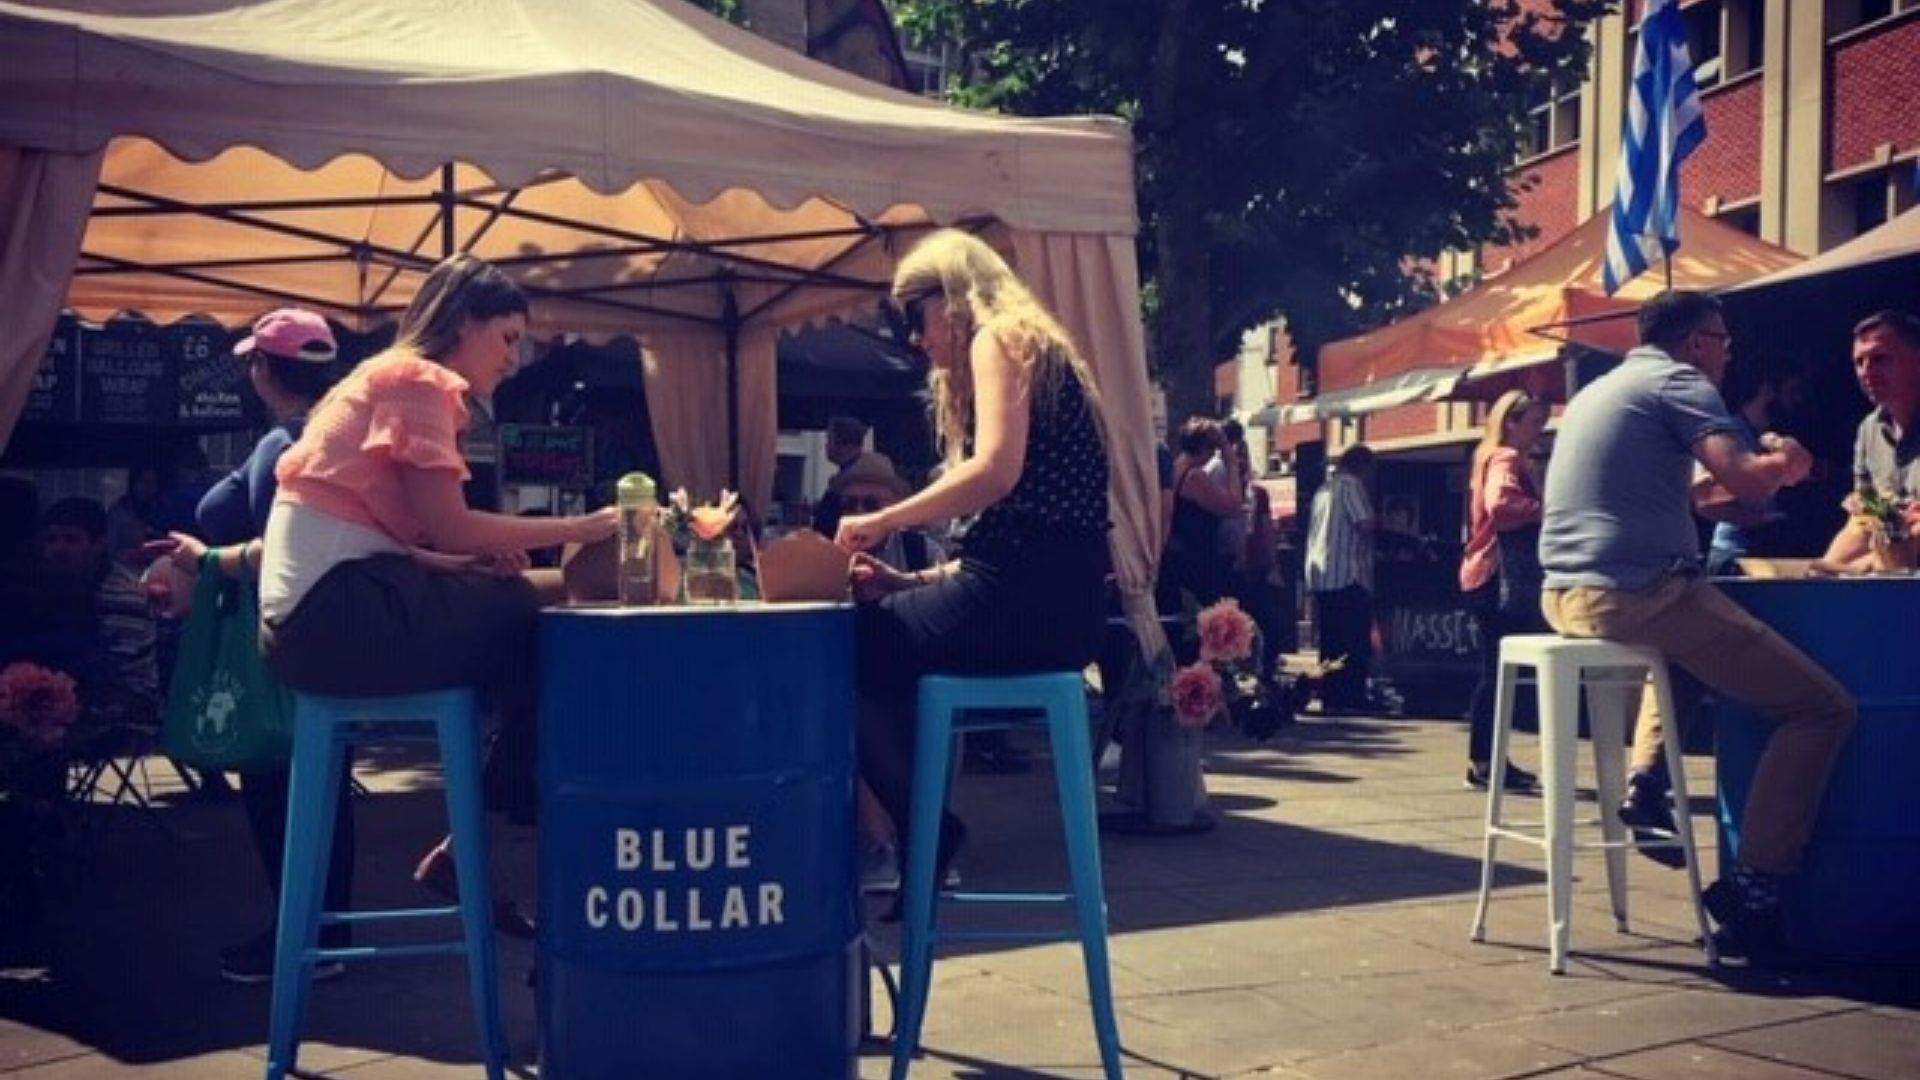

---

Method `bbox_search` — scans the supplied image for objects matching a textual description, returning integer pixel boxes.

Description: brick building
[1279,0,1920,460]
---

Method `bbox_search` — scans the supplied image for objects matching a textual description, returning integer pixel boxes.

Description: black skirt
[856,530,1109,707]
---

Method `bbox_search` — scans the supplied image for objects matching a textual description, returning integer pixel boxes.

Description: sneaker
[1617,775,1686,870]
[219,927,346,986]
[1703,872,1792,966]
[1465,761,1538,792]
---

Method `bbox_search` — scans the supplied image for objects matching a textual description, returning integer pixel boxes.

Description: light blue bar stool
[266,689,507,1080]
[892,672,1124,1080]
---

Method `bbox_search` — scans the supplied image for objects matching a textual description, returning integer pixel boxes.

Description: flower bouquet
[1842,484,1919,573]
[1169,598,1295,742]
[0,662,78,755]
[0,663,79,929]
[663,488,746,603]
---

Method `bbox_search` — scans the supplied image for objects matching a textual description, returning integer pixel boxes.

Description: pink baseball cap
[234,308,337,363]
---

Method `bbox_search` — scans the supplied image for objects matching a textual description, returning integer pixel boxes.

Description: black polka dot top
[958,366,1111,563]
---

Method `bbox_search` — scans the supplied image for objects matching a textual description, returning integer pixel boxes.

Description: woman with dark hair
[1157,416,1241,610]
[258,255,617,932]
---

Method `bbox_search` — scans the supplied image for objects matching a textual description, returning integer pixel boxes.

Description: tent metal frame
[69,162,979,486]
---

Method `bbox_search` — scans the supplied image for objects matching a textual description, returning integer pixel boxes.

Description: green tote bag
[163,552,295,770]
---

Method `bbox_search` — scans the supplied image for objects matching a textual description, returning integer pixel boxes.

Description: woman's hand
[1903,503,1920,540]
[835,510,895,553]
[134,531,208,574]
[570,506,620,545]
[472,550,531,578]
[849,552,917,601]
[409,547,480,574]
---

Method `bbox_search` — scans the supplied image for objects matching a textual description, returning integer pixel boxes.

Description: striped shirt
[1305,471,1373,593]
[95,563,158,711]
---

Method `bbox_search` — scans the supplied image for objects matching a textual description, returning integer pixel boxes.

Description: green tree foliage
[690,0,748,26]
[894,0,1610,420]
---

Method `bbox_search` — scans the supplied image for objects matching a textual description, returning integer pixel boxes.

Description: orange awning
[1319,208,1802,396]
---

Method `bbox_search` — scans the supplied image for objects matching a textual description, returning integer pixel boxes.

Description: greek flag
[1604,0,1707,295]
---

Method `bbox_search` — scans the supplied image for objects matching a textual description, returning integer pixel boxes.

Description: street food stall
[1294,210,1802,712]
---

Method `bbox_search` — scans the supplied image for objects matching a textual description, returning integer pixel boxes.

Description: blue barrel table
[538,604,859,1078]
[1714,578,1920,965]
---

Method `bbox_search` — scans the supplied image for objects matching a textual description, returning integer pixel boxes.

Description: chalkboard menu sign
[172,323,250,424]
[500,424,594,489]
[78,323,175,425]
[22,324,79,423]
[24,317,253,429]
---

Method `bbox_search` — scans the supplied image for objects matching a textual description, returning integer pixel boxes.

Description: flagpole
[1663,250,1673,292]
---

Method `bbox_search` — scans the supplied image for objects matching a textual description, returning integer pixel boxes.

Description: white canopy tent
[0,0,1168,657]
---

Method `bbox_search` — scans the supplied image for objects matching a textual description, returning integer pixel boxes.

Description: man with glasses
[1537,290,1852,964]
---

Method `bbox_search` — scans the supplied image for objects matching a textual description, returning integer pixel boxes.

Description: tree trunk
[1152,170,1215,430]
[1144,0,1216,431]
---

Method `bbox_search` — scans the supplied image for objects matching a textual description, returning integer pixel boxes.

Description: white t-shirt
[259,501,408,624]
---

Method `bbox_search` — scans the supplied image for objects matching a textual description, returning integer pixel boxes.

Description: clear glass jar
[683,536,739,605]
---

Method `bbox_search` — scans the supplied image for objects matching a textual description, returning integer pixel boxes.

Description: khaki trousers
[1541,575,1854,874]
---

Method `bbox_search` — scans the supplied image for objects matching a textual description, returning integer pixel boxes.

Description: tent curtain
[736,328,778,524]
[1008,230,1166,661]
[638,328,778,517]
[0,144,104,448]
[641,332,729,501]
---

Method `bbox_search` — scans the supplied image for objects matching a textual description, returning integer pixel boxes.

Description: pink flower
[0,662,80,748]
[1170,662,1223,730]
[1197,598,1257,664]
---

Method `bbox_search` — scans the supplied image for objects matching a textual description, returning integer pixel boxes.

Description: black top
[957,369,1110,563]
[1168,467,1220,558]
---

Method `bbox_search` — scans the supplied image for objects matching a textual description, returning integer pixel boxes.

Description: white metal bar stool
[1469,634,1717,974]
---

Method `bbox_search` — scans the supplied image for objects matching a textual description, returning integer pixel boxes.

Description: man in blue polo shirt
[1538,290,1854,962]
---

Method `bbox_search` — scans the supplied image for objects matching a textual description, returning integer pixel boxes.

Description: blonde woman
[1459,389,1549,792]
[259,255,618,935]
[835,230,1111,897]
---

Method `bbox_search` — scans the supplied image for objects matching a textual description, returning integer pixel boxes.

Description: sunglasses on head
[896,288,941,336]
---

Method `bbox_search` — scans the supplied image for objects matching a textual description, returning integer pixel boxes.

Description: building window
[1726,0,1765,78]
[1671,0,1766,88]
[1828,0,1918,37]
[1717,204,1762,236]
[1518,80,1584,160]
[1683,0,1726,85]
[1843,167,1919,237]
[1827,0,1904,38]
[900,44,949,98]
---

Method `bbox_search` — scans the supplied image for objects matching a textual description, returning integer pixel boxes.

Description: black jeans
[855,534,1108,850]
[241,760,354,937]
[1463,580,1547,764]
[1313,585,1373,709]
[1231,570,1290,678]
[261,555,544,820]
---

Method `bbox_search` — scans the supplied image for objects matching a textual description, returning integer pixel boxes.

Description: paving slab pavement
[2,712,1913,1079]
